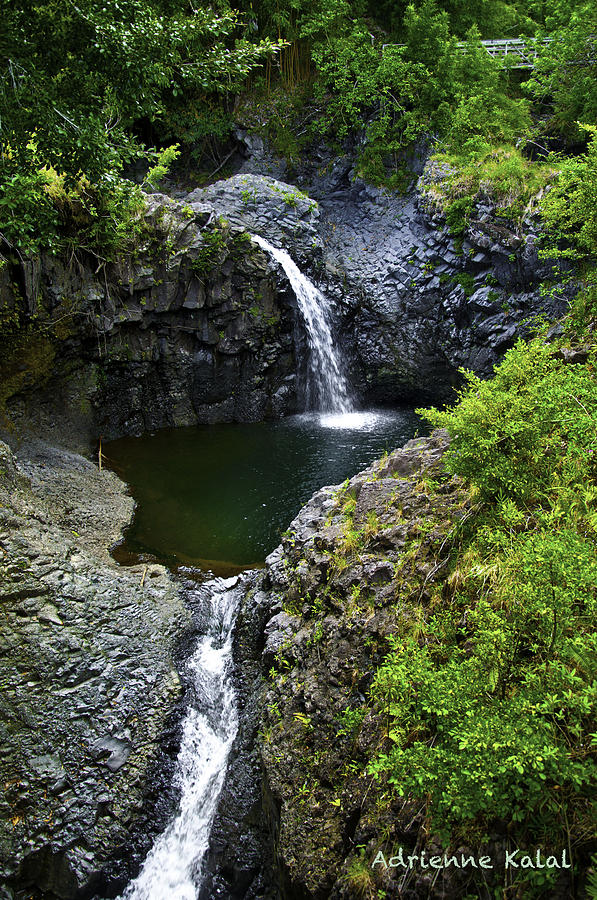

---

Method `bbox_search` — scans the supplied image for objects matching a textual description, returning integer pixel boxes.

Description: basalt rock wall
[0,439,191,899]
[1,195,299,451]
[231,141,567,402]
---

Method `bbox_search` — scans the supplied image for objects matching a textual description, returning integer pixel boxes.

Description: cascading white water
[120,240,358,900]
[251,235,353,414]
[121,576,241,900]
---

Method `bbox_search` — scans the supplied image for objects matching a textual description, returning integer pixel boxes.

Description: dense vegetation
[369,325,597,895]
[1,0,596,257]
[0,0,279,257]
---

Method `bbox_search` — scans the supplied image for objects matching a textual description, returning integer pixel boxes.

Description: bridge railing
[381,37,553,69]
[473,37,552,68]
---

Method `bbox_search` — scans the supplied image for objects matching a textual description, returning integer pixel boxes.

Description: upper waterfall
[251,235,353,414]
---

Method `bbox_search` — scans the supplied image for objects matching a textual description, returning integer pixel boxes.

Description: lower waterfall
[120,240,360,899]
[121,576,242,900]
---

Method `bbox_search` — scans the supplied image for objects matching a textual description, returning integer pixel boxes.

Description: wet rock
[3,195,299,450]
[233,431,484,899]
[234,138,568,404]
[187,174,321,265]
[0,440,191,898]
[91,737,132,773]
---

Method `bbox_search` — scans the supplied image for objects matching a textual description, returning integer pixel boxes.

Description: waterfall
[119,238,357,900]
[121,576,242,900]
[251,235,353,414]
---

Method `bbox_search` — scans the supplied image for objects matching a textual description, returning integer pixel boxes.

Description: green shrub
[191,228,227,276]
[539,125,597,265]
[370,336,597,879]
[422,338,597,504]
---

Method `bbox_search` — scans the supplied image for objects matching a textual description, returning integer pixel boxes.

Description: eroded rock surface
[224,431,490,899]
[2,195,298,450]
[0,440,190,898]
[187,175,321,265]
[234,140,567,402]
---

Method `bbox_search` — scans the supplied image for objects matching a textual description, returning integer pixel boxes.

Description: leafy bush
[370,336,597,879]
[0,0,280,257]
[423,338,597,503]
[0,167,62,255]
[0,151,148,260]
[526,2,597,138]
[539,125,597,264]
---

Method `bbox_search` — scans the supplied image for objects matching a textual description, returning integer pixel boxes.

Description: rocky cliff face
[2,146,566,448]
[198,431,494,899]
[0,439,191,898]
[1,195,298,450]
[249,430,474,899]
[232,138,567,402]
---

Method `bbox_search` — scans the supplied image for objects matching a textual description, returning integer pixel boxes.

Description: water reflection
[105,409,421,574]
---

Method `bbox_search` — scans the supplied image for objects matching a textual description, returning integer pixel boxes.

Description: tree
[539,126,597,264]
[0,0,279,254]
[526,1,597,137]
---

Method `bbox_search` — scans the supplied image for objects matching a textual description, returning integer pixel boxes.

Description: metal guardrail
[381,37,553,69]
[471,37,552,68]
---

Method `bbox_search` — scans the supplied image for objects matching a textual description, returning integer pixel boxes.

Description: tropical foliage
[0,0,279,256]
[369,335,597,890]
[2,0,597,255]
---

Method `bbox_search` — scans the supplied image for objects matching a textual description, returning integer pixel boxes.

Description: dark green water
[105,409,421,575]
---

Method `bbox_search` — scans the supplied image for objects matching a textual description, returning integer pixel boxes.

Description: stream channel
[103,238,421,899]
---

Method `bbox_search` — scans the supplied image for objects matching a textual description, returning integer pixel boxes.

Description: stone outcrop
[187,175,321,266]
[1,195,298,451]
[248,430,472,899]
[0,439,190,898]
[233,139,567,402]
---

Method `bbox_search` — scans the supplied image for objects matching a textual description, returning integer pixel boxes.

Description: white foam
[318,411,390,431]
[121,577,241,900]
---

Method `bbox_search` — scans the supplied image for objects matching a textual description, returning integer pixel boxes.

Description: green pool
[105,409,421,575]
